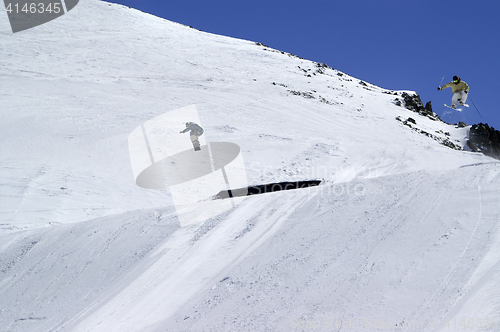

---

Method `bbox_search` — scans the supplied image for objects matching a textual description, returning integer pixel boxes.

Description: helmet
[453,76,460,83]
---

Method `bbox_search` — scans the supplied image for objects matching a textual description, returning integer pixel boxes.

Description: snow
[1,1,500,331]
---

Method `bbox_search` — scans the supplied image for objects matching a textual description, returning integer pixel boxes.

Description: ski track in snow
[1,1,500,331]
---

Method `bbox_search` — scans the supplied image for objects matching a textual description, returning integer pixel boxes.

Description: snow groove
[423,185,483,316]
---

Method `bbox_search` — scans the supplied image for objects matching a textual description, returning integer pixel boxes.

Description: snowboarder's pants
[452,90,468,106]
[190,135,200,149]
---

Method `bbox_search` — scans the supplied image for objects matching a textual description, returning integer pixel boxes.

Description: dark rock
[402,117,416,127]
[316,62,330,69]
[424,101,433,115]
[400,93,441,121]
[402,92,424,112]
[467,123,500,159]
[442,139,459,150]
[457,121,467,128]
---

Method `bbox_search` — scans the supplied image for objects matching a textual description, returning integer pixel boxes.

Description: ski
[444,103,469,108]
[444,103,468,111]
[444,104,462,111]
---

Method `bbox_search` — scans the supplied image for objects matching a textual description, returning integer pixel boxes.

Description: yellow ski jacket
[442,81,469,94]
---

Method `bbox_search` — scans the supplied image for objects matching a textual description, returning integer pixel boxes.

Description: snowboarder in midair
[180,122,204,151]
[438,76,469,109]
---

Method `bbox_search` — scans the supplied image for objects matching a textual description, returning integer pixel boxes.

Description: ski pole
[439,75,445,88]
[468,95,482,118]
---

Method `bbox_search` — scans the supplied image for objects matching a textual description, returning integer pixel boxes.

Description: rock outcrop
[400,93,440,121]
[467,123,500,159]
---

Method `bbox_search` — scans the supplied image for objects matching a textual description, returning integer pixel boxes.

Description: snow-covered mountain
[1,1,500,331]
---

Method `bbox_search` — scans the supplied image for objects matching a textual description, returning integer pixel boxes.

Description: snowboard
[192,138,201,151]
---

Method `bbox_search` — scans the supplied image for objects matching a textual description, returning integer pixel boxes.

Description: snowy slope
[1,1,500,331]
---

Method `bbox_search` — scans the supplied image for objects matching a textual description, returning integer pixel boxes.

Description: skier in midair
[180,122,204,151]
[438,76,469,109]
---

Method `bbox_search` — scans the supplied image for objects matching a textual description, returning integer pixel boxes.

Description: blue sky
[110,0,500,129]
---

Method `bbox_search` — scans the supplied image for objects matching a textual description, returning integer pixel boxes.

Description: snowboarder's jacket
[181,122,204,136]
[441,81,469,94]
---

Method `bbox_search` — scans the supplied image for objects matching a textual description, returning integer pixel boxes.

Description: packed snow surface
[1,1,500,331]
